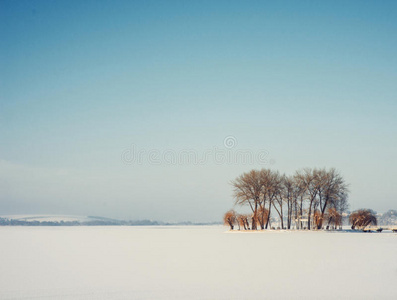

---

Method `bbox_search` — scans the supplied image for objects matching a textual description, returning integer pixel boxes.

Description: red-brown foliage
[224,210,237,230]
[349,209,377,230]
[326,207,342,229]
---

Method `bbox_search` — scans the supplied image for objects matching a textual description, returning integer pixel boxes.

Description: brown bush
[349,209,377,230]
[238,214,250,230]
[224,210,237,230]
[326,207,342,229]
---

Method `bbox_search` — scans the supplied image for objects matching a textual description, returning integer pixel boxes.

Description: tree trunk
[265,199,272,229]
[299,198,304,229]
[280,204,284,229]
[281,216,284,229]
[251,216,256,230]
[252,202,258,230]
[307,201,313,230]
[317,197,329,229]
[287,199,291,229]
[228,221,234,230]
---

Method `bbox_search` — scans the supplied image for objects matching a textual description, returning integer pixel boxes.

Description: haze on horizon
[1,0,396,222]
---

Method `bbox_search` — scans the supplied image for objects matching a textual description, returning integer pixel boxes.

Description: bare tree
[292,174,306,230]
[281,175,296,229]
[273,184,285,229]
[334,193,349,229]
[231,170,262,230]
[295,168,321,230]
[273,174,300,229]
[313,210,322,229]
[326,207,342,229]
[256,206,269,230]
[260,169,281,229]
[316,168,349,229]
[258,169,271,229]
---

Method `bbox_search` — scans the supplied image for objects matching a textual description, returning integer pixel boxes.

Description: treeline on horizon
[0,218,221,227]
[0,218,159,226]
[224,167,380,231]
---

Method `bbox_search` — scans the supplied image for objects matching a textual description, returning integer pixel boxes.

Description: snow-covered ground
[0,226,396,299]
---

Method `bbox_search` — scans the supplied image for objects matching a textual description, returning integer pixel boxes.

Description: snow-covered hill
[1,214,94,222]
[0,214,125,225]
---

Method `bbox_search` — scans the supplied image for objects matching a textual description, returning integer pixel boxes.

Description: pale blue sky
[1,0,396,221]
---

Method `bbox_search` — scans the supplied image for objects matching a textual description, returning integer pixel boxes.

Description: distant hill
[0,214,221,226]
[379,210,397,225]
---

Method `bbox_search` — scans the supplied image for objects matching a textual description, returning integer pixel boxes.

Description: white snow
[0,226,396,299]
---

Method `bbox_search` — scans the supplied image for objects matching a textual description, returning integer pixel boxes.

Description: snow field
[0,226,396,299]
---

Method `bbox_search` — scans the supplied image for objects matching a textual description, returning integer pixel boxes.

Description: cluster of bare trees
[224,168,349,230]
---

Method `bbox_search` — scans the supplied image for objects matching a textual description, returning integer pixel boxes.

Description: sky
[1,0,396,222]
